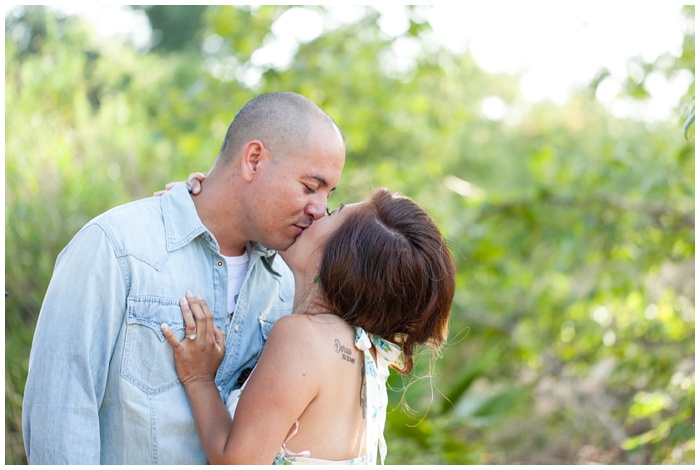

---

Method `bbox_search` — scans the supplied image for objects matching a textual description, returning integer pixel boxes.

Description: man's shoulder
[78,196,166,252]
[92,183,194,231]
[92,196,162,228]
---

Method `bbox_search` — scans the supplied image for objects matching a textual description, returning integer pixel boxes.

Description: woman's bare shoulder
[270,313,349,335]
[266,314,355,363]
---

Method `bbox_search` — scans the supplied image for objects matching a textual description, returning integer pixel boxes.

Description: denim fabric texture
[22,184,294,464]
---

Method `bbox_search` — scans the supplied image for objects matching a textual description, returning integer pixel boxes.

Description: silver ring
[186,333,198,340]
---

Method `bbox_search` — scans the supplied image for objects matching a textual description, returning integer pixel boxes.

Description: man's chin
[271,237,297,253]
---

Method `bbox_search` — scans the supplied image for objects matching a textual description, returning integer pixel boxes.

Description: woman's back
[281,314,368,460]
[227,313,399,464]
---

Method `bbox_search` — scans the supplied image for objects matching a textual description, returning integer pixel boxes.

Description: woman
[161,187,456,464]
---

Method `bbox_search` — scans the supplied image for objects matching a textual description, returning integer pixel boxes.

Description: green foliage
[133,5,207,52]
[5,4,694,465]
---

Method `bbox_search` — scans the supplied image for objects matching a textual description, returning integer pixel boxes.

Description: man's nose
[305,198,327,221]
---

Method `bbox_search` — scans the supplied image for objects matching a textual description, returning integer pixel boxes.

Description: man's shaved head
[218,92,343,164]
[198,91,346,256]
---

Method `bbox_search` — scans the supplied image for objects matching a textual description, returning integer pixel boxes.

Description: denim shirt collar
[160,184,207,252]
[160,184,284,277]
[250,242,285,277]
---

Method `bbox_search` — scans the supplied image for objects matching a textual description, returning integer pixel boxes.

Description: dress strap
[281,421,311,458]
[354,327,401,464]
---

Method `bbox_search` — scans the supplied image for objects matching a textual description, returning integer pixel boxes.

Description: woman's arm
[161,293,233,459]
[163,294,320,464]
[220,314,321,463]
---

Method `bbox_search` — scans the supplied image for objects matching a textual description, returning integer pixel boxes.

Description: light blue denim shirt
[22,184,294,464]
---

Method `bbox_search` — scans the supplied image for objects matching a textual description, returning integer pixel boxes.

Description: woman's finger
[198,295,218,342]
[156,182,177,195]
[161,323,182,350]
[187,172,206,195]
[180,293,198,339]
[187,292,206,322]
[214,326,227,351]
[186,292,209,340]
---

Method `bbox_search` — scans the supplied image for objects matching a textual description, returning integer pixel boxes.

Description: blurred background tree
[5,5,694,465]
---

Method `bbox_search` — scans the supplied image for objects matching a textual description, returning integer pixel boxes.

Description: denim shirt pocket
[122,296,185,395]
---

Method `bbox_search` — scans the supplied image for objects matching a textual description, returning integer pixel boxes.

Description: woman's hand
[162,292,226,387]
[154,172,207,196]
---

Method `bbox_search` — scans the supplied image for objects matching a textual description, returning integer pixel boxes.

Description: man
[22,92,346,464]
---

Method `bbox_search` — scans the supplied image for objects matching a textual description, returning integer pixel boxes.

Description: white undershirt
[223,251,249,316]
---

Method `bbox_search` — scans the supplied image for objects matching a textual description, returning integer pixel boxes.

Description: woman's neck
[291,275,326,315]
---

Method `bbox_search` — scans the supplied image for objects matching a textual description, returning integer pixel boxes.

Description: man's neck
[191,175,249,257]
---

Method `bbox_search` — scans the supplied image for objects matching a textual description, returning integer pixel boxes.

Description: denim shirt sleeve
[22,223,126,464]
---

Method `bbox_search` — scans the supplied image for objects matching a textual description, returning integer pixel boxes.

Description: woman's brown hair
[317,187,456,374]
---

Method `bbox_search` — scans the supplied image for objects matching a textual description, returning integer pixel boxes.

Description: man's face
[280,201,358,277]
[246,123,345,252]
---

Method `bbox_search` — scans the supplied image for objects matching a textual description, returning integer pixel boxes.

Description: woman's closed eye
[326,204,345,216]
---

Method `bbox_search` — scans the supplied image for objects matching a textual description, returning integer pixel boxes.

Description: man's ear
[240,140,266,183]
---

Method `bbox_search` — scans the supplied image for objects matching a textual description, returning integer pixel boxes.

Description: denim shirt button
[234,325,239,333]
[217,261,223,267]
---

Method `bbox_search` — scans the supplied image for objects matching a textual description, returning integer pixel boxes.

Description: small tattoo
[334,339,356,364]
